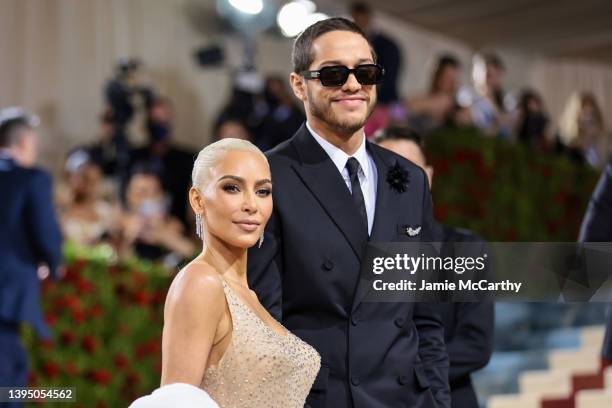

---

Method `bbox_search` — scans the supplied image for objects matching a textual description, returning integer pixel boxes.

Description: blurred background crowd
[2,0,612,407]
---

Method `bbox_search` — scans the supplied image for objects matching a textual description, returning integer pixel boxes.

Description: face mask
[138,199,165,218]
[147,120,171,143]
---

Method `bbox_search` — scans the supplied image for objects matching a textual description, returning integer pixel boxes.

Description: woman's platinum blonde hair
[191,138,267,190]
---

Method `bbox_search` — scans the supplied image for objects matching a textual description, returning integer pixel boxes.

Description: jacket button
[351,376,361,386]
[394,317,405,328]
[397,375,409,385]
[351,315,359,326]
[322,260,334,271]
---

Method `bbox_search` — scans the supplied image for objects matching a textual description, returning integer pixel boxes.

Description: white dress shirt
[306,122,377,235]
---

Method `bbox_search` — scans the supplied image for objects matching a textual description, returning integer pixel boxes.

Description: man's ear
[289,72,307,102]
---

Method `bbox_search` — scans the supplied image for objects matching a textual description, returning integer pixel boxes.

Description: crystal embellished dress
[200,278,321,408]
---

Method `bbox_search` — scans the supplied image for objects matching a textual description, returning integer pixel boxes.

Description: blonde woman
[160,138,320,407]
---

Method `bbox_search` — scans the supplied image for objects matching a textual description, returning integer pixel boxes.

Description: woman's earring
[258,234,264,248]
[196,213,203,240]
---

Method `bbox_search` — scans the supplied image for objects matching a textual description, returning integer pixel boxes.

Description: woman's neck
[200,238,248,286]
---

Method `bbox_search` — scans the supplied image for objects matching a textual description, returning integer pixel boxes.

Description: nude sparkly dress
[201,278,321,408]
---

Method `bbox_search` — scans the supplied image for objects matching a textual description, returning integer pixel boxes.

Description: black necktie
[346,157,368,232]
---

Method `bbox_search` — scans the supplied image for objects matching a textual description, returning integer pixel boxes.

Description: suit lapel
[290,125,369,261]
[351,142,409,311]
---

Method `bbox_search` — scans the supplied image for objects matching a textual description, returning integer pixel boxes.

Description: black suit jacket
[248,124,450,408]
[432,223,494,408]
[0,156,62,339]
[579,162,612,359]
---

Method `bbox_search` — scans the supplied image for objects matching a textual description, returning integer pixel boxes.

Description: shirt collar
[306,121,370,177]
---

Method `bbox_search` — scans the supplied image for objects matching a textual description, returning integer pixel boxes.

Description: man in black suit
[579,161,612,361]
[248,18,449,408]
[0,108,62,400]
[375,126,494,408]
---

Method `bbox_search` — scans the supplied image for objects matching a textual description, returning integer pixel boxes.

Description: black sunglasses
[301,64,385,87]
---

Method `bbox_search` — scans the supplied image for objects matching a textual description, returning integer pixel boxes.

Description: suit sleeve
[579,162,612,242]
[414,170,451,408]
[26,170,63,279]
[447,302,494,382]
[247,205,283,321]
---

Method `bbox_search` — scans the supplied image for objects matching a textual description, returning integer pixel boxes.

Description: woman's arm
[161,264,226,386]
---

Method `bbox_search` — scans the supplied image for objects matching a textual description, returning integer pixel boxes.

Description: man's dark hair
[0,112,37,148]
[373,126,425,153]
[292,17,375,74]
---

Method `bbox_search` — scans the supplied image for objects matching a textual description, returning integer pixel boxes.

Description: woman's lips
[234,222,259,232]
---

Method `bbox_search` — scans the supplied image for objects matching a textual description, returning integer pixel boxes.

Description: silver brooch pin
[406,226,421,237]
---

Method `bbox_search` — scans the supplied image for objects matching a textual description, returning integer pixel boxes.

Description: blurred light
[277,1,328,38]
[307,12,328,26]
[229,0,263,15]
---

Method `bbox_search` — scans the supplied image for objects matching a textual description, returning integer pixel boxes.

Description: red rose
[45,313,58,326]
[134,290,151,306]
[88,369,112,385]
[126,372,140,386]
[88,304,104,318]
[41,339,54,350]
[64,294,81,310]
[81,335,97,354]
[132,271,146,286]
[64,361,78,376]
[135,338,160,360]
[71,309,86,324]
[28,372,38,386]
[60,330,76,346]
[43,361,61,378]
[114,353,129,369]
[77,277,96,294]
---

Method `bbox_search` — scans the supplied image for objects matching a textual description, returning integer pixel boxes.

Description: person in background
[579,161,612,364]
[467,52,516,138]
[213,118,252,142]
[406,54,464,135]
[351,2,404,137]
[59,149,118,247]
[375,126,494,408]
[350,2,401,105]
[558,92,610,168]
[127,97,195,229]
[118,164,195,264]
[0,107,63,404]
[254,75,304,151]
[87,109,127,178]
[515,89,552,151]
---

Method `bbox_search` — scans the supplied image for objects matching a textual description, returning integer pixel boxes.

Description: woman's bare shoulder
[165,261,225,313]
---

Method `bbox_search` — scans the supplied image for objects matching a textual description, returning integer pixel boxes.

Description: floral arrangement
[425,127,599,241]
[23,243,174,408]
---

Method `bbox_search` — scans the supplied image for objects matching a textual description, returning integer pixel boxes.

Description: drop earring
[196,213,203,240]
[258,234,264,248]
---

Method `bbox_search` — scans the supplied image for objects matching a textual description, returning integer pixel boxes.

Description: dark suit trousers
[0,321,27,408]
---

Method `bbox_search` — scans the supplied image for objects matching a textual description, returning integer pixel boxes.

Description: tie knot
[346,157,360,177]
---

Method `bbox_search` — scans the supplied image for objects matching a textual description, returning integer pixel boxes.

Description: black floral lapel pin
[386,161,409,193]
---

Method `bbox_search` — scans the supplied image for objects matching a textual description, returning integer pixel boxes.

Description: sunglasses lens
[319,66,349,87]
[355,65,383,85]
